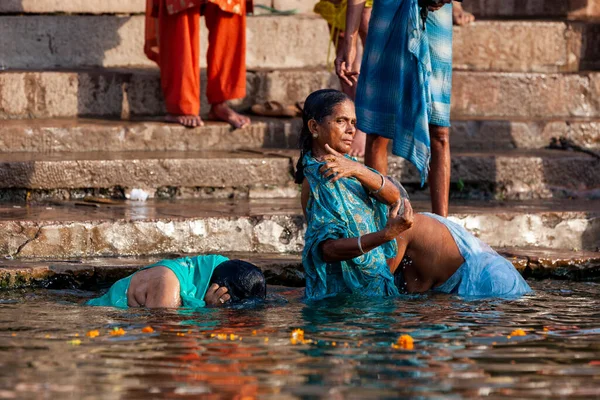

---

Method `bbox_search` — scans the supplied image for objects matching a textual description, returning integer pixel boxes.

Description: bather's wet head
[210,260,267,303]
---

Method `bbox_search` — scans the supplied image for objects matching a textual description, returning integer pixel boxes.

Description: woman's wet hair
[294,89,352,184]
[209,260,267,303]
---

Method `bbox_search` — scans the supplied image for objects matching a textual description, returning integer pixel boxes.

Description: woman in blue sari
[297,90,531,300]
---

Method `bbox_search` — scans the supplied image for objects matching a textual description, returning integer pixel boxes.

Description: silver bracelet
[370,173,386,195]
[357,236,365,254]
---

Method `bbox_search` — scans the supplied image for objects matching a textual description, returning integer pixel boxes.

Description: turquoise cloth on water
[302,152,399,300]
[425,213,532,298]
[355,0,453,185]
[86,255,230,308]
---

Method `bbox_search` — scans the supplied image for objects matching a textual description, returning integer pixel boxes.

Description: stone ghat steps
[0,198,598,258]
[1,118,598,154]
[1,148,599,201]
[1,15,598,72]
[1,69,600,120]
[464,0,600,20]
[1,246,599,290]
[1,0,598,20]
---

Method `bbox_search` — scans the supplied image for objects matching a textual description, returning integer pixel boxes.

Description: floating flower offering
[110,328,126,336]
[86,330,100,338]
[141,326,154,333]
[510,329,527,337]
[68,339,82,346]
[392,334,414,350]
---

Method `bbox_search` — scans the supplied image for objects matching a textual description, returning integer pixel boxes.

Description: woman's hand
[319,144,365,183]
[204,283,230,306]
[383,199,414,239]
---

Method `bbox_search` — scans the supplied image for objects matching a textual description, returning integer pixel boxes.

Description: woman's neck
[311,146,328,160]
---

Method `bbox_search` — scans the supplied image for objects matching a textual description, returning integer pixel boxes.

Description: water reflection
[0,281,599,399]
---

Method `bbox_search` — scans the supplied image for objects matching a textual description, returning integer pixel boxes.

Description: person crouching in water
[297,89,531,299]
[87,255,266,308]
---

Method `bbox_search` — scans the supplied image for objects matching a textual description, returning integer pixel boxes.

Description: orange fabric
[145,0,246,115]
[163,0,246,16]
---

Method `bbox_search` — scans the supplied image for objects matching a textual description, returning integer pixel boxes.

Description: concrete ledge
[1,69,599,120]
[0,199,597,259]
[1,247,599,290]
[1,118,597,155]
[464,0,600,19]
[1,16,597,72]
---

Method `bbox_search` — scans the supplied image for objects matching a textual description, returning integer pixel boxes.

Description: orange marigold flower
[86,330,100,338]
[510,329,526,337]
[141,326,154,333]
[393,334,414,350]
[290,329,305,345]
[110,328,126,336]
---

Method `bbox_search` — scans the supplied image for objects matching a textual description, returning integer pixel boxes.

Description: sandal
[251,101,298,118]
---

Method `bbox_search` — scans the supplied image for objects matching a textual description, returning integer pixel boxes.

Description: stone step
[1,246,599,290]
[0,0,315,15]
[0,0,145,14]
[0,15,332,70]
[1,15,598,72]
[1,117,598,155]
[0,148,598,201]
[1,69,599,120]
[5,0,597,20]
[0,199,597,260]
[464,0,600,20]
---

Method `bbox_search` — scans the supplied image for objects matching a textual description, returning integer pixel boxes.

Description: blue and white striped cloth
[355,0,453,185]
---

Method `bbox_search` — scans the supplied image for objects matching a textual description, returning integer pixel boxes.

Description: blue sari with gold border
[302,152,399,300]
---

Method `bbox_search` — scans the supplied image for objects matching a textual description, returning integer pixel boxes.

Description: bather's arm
[335,0,367,86]
[321,200,413,262]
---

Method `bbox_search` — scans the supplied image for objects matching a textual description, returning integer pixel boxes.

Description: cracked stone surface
[464,0,600,19]
[0,199,598,260]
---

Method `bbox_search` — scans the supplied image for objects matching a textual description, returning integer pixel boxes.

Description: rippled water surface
[1,281,599,399]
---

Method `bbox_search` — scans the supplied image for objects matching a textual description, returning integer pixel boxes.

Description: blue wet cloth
[355,0,453,185]
[425,213,532,298]
[86,255,230,308]
[302,152,399,300]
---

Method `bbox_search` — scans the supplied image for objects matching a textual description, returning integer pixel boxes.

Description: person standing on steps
[337,1,470,217]
[144,0,252,129]
[319,0,473,157]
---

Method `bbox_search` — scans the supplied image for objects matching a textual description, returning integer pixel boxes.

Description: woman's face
[311,100,357,155]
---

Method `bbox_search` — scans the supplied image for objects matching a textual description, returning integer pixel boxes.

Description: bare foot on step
[349,130,366,157]
[452,2,475,26]
[165,114,204,128]
[208,102,251,129]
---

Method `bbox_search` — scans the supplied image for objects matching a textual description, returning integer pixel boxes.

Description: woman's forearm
[321,229,394,263]
[345,0,367,40]
[355,166,401,206]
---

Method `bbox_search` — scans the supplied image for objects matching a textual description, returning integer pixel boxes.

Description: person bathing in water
[87,255,266,308]
[297,89,531,299]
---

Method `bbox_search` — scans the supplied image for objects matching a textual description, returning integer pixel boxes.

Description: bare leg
[429,124,450,217]
[165,114,204,128]
[364,134,390,175]
[127,266,182,308]
[347,7,372,157]
[452,2,475,26]
[208,102,251,129]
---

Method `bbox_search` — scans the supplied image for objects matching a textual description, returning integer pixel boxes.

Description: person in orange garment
[144,0,252,129]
